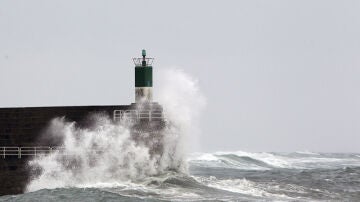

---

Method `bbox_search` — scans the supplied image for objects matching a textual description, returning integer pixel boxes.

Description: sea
[1,151,359,201]
[1,70,359,201]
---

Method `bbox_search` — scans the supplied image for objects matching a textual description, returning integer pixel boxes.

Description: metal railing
[133,58,154,66]
[113,110,163,122]
[0,146,63,159]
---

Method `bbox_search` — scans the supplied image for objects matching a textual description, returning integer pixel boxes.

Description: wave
[4,151,360,201]
[1,171,291,201]
[294,151,321,155]
[0,188,146,202]
[193,175,294,200]
[26,69,206,193]
[188,151,360,170]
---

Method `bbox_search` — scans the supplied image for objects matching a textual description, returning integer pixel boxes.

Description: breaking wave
[26,116,182,191]
[188,151,360,170]
[13,150,360,201]
[26,68,206,192]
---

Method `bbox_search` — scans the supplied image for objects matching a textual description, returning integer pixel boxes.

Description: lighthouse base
[135,87,153,103]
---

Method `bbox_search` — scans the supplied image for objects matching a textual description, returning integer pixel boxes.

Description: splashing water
[156,68,206,155]
[26,68,206,192]
[5,70,359,201]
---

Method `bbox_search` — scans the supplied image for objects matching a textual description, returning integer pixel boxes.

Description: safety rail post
[18,147,21,159]
[113,110,123,122]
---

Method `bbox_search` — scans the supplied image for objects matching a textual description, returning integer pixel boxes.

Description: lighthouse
[0,50,164,195]
[133,50,154,103]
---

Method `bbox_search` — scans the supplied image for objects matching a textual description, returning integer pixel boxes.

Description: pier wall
[0,105,131,195]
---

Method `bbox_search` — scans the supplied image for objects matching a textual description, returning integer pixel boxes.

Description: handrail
[0,146,62,159]
[113,110,163,122]
[0,147,113,159]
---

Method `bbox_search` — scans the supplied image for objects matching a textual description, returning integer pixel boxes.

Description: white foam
[188,153,219,161]
[194,176,292,200]
[189,150,360,170]
[295,151,320,155]
[193,151,292,168]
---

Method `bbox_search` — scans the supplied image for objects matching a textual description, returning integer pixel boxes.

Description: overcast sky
[0,1,359,152]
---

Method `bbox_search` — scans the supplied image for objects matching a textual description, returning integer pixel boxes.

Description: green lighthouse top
[142,49,146,57]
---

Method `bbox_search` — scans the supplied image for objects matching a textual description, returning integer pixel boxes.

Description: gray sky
[0,0,359,152]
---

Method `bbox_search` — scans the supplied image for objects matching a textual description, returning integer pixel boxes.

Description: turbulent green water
[1,151,360,201]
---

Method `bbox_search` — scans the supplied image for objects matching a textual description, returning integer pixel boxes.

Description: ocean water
[1,70,358,201]
[1,151,360,201]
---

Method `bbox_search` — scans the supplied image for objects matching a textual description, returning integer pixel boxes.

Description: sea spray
[26,68,206,192]
[156,68,206,153]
